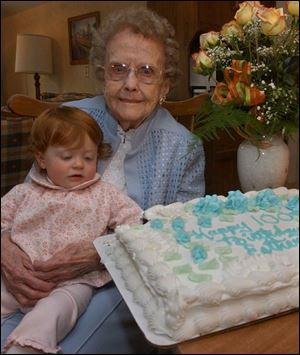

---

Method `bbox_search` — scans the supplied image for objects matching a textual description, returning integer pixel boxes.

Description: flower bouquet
[192,1,299,147]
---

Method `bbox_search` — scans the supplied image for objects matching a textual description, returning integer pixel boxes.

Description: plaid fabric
[1,115,34,197]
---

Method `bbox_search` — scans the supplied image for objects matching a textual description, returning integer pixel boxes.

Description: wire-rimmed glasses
[100,63,163,84]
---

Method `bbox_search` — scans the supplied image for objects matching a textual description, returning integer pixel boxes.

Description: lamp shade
[15,34,53,74]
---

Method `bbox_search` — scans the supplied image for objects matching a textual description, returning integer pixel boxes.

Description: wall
[2,1,146,103]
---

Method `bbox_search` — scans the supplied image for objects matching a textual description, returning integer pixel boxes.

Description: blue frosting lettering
[250,215,264,226]
[260,214,280,224]
[191,230,214,240]
[175,230,190,245]
[245,246,257,255]
[286,196,299,215]
[197,216,212,228]
[277,213,294,222]
[174,192,299,257]
[261,244,273,254]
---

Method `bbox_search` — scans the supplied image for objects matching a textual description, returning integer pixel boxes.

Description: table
[176,311,299,354]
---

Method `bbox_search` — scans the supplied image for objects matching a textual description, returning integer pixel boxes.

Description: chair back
[7,94,59,117]
[8,93,210,129]
[162,93,209,132]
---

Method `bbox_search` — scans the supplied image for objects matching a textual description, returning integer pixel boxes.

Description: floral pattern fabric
[1,166,142,288]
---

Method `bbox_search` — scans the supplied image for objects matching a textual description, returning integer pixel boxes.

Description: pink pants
[1,278,93,353]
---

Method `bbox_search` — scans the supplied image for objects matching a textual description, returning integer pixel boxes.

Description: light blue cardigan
[1,96,205,354]
[66,96,205,209]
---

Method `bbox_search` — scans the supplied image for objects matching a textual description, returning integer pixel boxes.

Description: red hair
[30,106,111,159]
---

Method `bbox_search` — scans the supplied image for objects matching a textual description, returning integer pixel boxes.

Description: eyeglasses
[102,63,163,84]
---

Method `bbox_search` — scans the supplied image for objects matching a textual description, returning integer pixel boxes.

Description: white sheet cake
[113,187,299,342]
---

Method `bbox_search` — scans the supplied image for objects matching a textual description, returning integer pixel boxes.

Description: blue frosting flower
[175,230,190,245]
[171,217,185,231]
[150,219,164,230]
[191,245,208,264]
[255,189,281,210]
[192,195,223,216]
[224,190,248,212]
[286,195,299,215]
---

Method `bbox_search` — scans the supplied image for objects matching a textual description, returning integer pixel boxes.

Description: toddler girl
[1,106,142,354]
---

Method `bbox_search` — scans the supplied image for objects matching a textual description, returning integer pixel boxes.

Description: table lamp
[15,34,53,100]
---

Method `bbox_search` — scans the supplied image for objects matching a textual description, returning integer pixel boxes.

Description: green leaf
[193,99,264,142]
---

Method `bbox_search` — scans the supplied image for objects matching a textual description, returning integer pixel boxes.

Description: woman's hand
[33,241,103,283]
[1,232,56,307]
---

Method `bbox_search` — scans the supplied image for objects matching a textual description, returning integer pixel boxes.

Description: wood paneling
[148,1,198,100]
[203,131,243,195]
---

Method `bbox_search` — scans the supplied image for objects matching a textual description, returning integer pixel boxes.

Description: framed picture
[68,11,100,65]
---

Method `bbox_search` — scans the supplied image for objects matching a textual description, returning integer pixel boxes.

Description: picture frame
[68,11,100,65]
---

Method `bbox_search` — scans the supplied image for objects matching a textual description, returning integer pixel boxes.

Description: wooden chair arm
[7,94,59,117]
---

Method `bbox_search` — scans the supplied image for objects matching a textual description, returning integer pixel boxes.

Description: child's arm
[1,185,25,233]
[1,185,56,306]
[107,188,143,230]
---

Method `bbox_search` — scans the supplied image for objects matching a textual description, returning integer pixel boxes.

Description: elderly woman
[1,7,205,354]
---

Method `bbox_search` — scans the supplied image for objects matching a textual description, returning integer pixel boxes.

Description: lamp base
[34,73,41,100]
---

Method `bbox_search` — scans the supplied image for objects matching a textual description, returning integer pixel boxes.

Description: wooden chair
[162,92,209,132]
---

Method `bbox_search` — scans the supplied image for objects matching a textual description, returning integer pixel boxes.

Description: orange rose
[200,31,219,49]
[248,1,265,15]
[234,2,255,25]
[287,1,299,17]
[192,50,214,75]
[221,20,243,40]
[257,7,286,35]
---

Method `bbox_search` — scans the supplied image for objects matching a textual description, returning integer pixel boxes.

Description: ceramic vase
[237,135,290,192]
